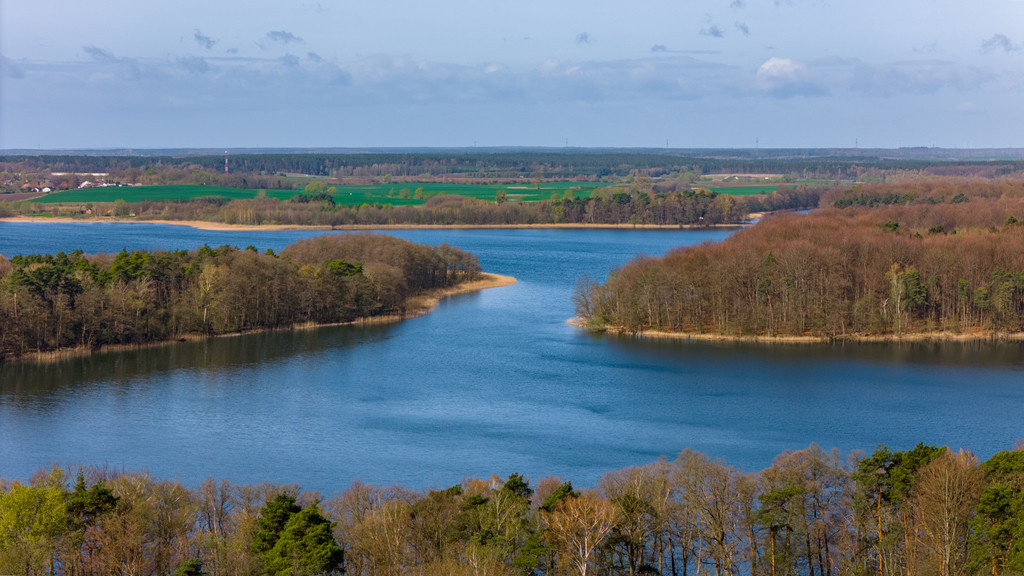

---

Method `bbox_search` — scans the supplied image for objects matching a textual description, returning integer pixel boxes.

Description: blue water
[1,222,1023,494]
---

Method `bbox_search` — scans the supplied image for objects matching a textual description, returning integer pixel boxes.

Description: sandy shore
[404,273,516,316]
[0,216,335,232]
[567,318,1024,344]
[0,216,740,232]
[7,273,516,365]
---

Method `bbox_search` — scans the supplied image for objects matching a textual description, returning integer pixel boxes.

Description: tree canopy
[0,234,481,362]
[578,183,1024,339]
[3,443,1023,576]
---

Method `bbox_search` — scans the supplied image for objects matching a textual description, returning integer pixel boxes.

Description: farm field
[701,179,847,196]
[30,182,611,205]
[25,181,800,207]
[704,184,783,196]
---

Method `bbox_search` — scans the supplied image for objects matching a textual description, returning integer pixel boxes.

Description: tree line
[2,442,1022,576]
[576,184,1024,338]
[6,186,823,228]
[6,152,1023,193]
[0,234,481,362]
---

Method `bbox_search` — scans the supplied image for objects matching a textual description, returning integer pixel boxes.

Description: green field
[32,182,610,205]
[705,185,783,196]
[32,181,784,206]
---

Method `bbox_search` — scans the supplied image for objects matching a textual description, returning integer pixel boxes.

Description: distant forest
[7,151,1024,228]
[4,151,1024,189]
[0,234,480,362]
[7,186,815,228]
[576,181,1024,339]
[2,442,1023,576]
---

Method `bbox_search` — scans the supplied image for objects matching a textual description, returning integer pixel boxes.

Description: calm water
[2,222,1023,494]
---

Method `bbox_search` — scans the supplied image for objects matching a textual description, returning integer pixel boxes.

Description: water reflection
[1,323,398,403]
[601,332,1024,369]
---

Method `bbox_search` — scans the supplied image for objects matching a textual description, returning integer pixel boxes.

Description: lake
[2,222,1023,495]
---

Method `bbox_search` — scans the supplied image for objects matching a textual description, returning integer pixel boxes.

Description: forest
[7,150,1021,229]
[575,181,1024,339]
[2,442,1022,576]
[7,150,1021,186]
[0,234,481,362]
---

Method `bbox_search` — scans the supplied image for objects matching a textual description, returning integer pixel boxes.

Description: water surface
[1,223,1022,493]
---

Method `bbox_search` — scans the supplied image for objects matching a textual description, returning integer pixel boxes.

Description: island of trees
[575,181,1024,340]
[2,442,1023,576]
[0,234,484,363]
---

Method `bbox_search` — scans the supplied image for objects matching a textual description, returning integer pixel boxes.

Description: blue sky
[1,0,1022,149]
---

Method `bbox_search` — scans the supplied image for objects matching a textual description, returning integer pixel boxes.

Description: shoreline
[6,272,516,365]
[567,318,1024,344]
[0,216,743,232]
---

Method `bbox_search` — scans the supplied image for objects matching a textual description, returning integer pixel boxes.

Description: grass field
[32,182,611,205]
[705,185,782,196]
[31,181,788,206]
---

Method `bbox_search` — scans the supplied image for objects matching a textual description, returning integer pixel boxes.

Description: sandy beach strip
[0,216,740,232]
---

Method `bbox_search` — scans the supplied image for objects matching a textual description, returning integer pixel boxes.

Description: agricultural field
[326,182,608,203]
[704,184,784,196]
[31,182,611,206]
[28,180,798,207]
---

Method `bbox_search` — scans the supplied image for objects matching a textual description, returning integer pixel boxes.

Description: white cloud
[756,57,827,97]
[2,31,1020,149]
[831,58,996,95]
[753,56,997,99]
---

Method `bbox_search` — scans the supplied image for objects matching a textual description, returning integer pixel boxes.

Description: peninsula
[574,181,1024,342]
[0,233,512,363]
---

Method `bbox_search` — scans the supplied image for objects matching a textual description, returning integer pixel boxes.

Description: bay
[1,222,1023,494]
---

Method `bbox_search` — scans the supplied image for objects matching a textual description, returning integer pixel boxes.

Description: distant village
[3,172,136,196]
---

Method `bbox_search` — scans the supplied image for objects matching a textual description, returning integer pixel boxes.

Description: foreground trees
[0,234,481,362]
[3,443,1021,576]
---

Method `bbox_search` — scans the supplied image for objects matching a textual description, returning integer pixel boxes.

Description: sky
[1,0,1022,150]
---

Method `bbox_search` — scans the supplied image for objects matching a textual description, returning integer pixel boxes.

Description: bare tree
[542,491,617,576]
[914,449,983,576]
